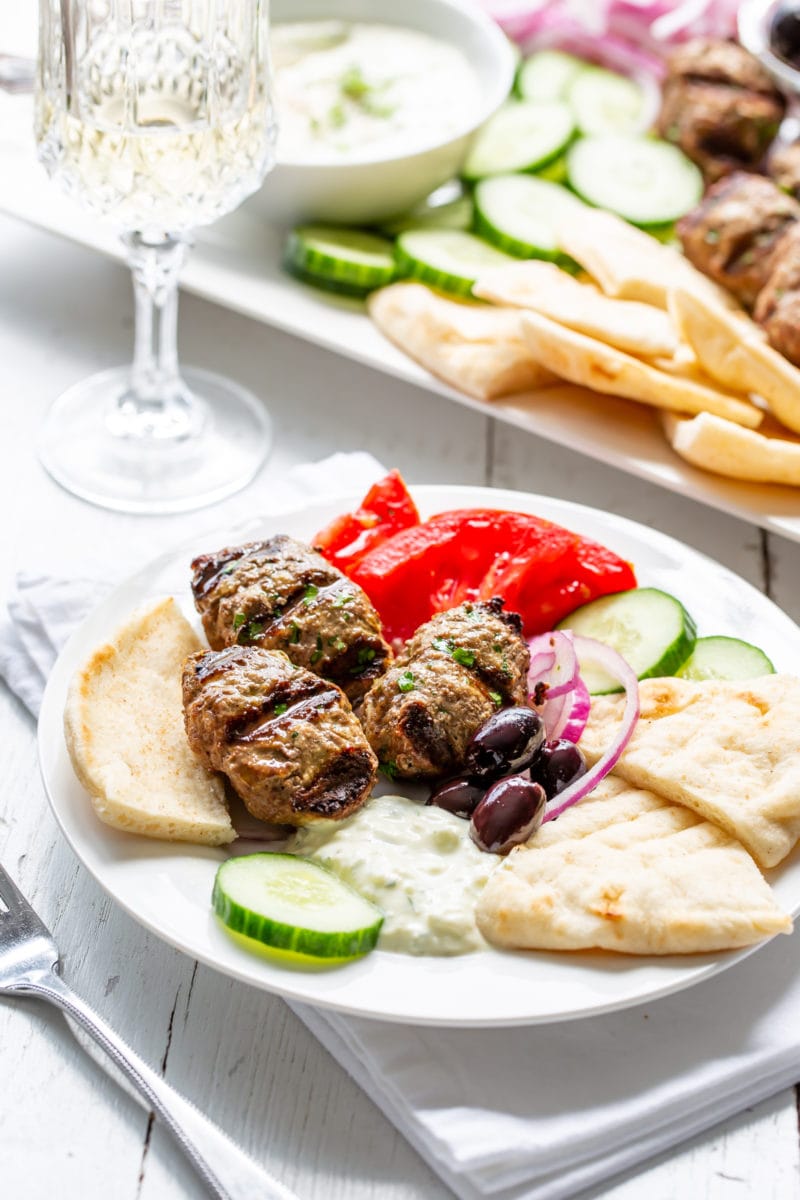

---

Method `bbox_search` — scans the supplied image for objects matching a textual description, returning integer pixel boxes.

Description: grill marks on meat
[190,535,391,703]
[182,646,377,824]
[658,40,786,182]
[754,223,800,365]
[359,598,530,780]
[678,172,800,308]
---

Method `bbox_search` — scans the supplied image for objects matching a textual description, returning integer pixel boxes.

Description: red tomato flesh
[313,469,419,573]
[350,508,636,643]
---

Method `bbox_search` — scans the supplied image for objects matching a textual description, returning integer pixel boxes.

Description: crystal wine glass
[35,0,276,514]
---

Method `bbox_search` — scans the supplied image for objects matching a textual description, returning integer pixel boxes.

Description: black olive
[771,1,800,65]
[427,777,485,819]
[464,706,545,784]
[530,739,587,800]
[469,776,547,854]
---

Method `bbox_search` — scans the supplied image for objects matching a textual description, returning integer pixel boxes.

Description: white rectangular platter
[3,88,800,542]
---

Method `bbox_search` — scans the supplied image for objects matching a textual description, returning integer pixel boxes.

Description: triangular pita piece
[368,282,556,401]
[580,675,800,869]
[475,777,791,954]
[65,597,235,845]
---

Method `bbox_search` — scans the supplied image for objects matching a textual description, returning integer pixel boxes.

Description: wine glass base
[39,366,272,515]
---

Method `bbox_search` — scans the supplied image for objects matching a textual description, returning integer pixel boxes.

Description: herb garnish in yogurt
[271,21,480,161]
[291,794,495,955]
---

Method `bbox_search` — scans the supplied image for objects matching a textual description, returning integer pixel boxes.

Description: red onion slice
[542,635,640,823]
[560,677,591,743]
[527,631,579,700]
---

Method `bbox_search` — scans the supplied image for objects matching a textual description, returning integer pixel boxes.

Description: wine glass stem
[107,232,200,441]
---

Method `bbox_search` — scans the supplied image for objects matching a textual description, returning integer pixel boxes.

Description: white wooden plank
[584,1090,800,1200]
[138,968,452,1200]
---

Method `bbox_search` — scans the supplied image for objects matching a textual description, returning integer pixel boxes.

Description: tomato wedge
[350,508,636,642]
[313,469,420,573]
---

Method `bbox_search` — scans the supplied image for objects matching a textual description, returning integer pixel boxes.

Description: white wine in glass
[36,0,277,513]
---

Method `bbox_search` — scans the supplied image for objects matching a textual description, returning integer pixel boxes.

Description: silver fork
[0,862,300,1200]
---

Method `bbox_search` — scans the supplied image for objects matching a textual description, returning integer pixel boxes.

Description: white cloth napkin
[3,451,800,1200]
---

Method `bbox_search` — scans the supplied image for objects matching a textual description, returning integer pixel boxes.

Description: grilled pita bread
[65,597,235,845]
[663,410,800,485]
[473,260,679,358]
[476,776,790,954]
[669,287,800,435]
[517,310,762,428]
[580,676,800,869]
[368,282,556,401]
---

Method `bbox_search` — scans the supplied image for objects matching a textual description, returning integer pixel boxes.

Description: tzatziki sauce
[271,21,480,162]
[290,794,495,955]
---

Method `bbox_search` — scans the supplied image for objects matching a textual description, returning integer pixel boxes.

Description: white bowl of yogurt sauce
[248,0,516,225]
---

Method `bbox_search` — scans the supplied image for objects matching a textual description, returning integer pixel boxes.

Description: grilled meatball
[182,647,378,825]
[755,223,800,364]
[768,139,800,198]
[191,535,391,703]
[678,172,800,307]
[658,39,785,182]
[359,598,529,780]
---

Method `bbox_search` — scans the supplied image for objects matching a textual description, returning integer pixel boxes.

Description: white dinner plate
[38,485,800,1026]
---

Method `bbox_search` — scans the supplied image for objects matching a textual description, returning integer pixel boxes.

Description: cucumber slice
[516,50,586,102]
[474,174,582,259]
[557,587,697,694]
[676,636,775,682]
[566,135,703,226]
[462,100,575,181]
[213,852,384,960]
[380,193,474,236]
[395,229,517,296]
[284,225,396,297]
[568,67,646,136]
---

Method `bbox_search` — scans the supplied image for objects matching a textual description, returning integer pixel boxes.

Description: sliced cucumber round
[516,50,586,102]
[462,100,576,181]
[380,193,474,237]
[557,588,697,695]
[676,636,775,682]
[284,225,396,297]
[213,852,384,960]
[566,135,703,226]
[394,229,517,296]
[474,174,582,259]
[568,67,647,136]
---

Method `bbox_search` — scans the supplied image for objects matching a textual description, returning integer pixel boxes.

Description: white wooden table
[2,205,800,1199]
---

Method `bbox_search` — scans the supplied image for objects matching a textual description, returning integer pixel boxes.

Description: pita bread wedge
[475,776,790,954]
[663,410,800,485]
[669,288,800,435]
[580,676,800,869]
[368,282,556,401]
[473,261,679,358]
[65,597,235,845]
[555,208,739,310]
[518,310,763,428]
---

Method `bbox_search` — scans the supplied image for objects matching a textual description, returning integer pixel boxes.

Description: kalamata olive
[530,739,587,800]
[427,777,485,819]
[469,777,547,854]
[465,706,545,783]
[771,2,800,65]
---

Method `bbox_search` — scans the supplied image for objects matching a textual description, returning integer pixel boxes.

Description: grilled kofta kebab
[678,172,800,309]
[191,535,391,704]
[360,597,530,780]
[658,39,786,183]
[183,646,378,825]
